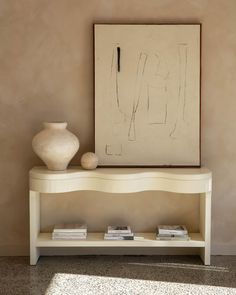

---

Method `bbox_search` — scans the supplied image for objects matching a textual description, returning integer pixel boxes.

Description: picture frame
[94,24,201,167]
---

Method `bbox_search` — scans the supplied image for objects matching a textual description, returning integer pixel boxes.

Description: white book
[53,223,87,233]
[157,234,189,238]
[156,236,190,241]
[104,233,134,238]
[52,236,87,240]
[104,235,134,240]
[104,233,134,237]
[52,232,87,237]
[107,225,132,234]
[157,225,188,235]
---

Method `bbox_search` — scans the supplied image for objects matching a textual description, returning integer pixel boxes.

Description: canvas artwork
[94,24,200,166]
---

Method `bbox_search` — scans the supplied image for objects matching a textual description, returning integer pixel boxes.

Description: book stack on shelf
[104,225,134,240]
[156,225,190,240]
[52,223,87,240]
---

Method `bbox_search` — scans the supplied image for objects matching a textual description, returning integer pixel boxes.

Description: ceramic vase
[32,122,79,171]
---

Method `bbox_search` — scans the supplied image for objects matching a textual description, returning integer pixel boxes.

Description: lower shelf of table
[36,233,205,248]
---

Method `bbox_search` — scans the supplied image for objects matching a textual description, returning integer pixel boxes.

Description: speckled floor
[0,256,235,295]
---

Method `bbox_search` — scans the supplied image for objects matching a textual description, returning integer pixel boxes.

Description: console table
[29,166,212,265]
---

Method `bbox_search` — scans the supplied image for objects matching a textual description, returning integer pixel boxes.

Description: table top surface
[30,166,212,181]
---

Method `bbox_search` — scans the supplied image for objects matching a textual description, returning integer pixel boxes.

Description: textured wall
[0,0,235,255]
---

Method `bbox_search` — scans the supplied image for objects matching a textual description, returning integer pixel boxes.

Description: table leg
[200,191,211,265]
[30,190,40,265]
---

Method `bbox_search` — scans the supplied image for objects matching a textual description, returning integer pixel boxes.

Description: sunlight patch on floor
[126,262,230,272]
[45,273,236,295]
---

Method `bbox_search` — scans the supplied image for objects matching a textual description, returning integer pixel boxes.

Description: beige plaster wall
[0,0,235,256]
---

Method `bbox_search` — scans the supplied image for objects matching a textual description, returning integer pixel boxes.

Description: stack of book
[156,225,190,240]
[52,223,87,240]
[104,225,134,240]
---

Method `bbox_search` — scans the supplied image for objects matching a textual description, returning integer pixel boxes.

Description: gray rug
[0,255,236,294]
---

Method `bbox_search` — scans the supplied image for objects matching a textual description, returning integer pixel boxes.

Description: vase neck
[43,122,67,130]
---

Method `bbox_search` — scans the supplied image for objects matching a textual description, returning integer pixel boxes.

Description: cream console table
[29,167,212,266]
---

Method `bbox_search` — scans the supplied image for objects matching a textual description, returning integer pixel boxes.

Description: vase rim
[43,122,68,129]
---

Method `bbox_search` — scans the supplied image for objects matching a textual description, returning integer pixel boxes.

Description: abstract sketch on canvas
[94,24,200,166]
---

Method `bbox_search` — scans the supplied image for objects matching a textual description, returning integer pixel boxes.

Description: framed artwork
[94,24,201,166]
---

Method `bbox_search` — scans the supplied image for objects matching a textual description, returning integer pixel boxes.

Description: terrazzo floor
[0,255,235,295]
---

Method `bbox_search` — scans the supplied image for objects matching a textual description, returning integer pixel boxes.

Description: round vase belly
[32,122,79,171]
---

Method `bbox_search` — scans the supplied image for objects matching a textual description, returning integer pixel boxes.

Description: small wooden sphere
[81,152,98,170]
